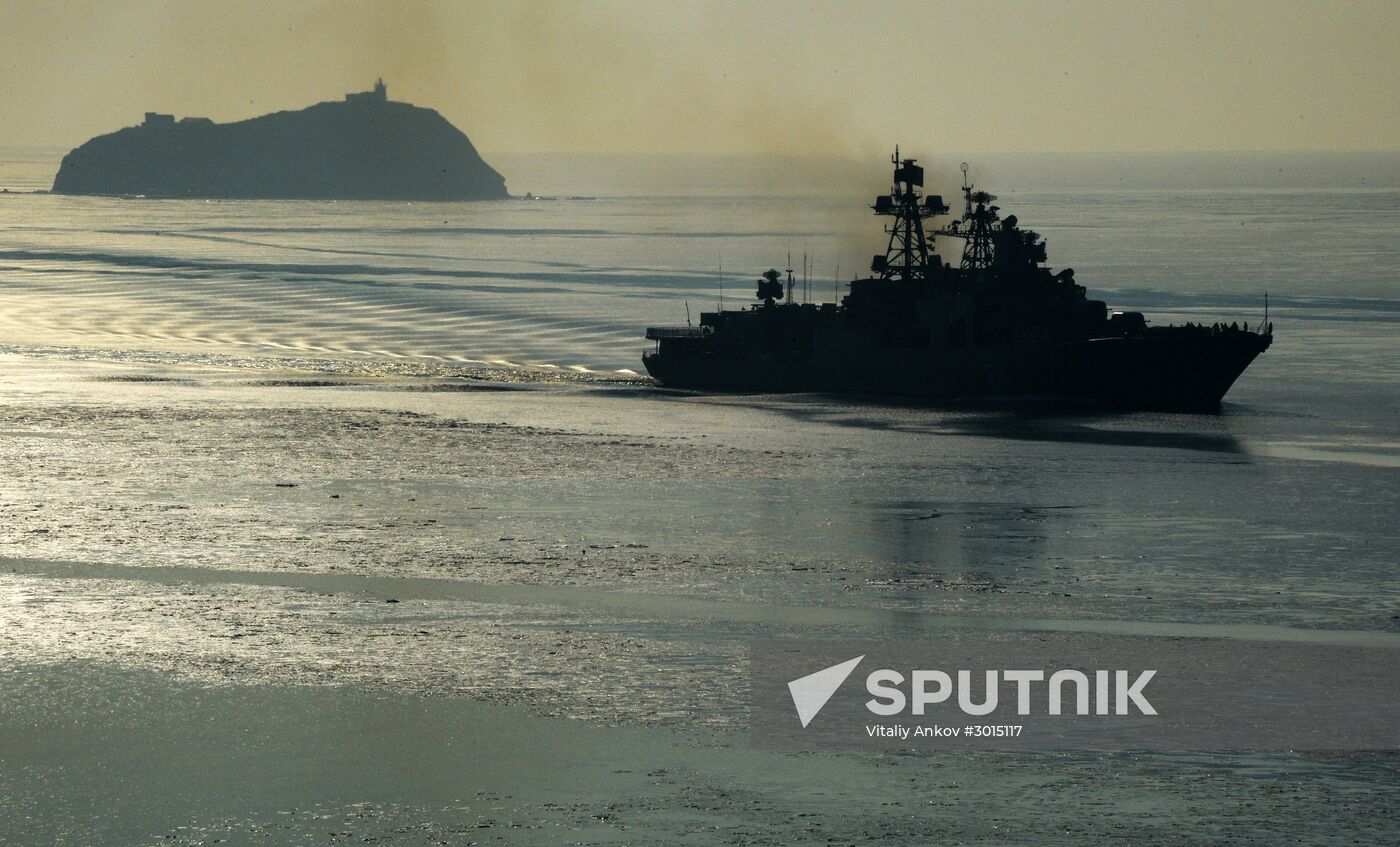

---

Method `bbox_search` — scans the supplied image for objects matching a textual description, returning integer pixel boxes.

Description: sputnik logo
[787,655,864,728]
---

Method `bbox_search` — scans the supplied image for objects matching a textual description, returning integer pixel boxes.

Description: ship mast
[871,147,948,282]
[935,162,1000,270]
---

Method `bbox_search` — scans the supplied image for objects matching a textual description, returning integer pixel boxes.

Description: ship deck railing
[645,326,708,340]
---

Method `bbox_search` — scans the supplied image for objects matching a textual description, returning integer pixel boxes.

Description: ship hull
[643,332,1270,413]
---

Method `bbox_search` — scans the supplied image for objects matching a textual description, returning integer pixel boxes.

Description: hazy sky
[2,0,1396,155]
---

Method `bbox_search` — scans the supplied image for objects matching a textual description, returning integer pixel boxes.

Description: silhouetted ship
[644,151,1272,412]
[52,80,507,201]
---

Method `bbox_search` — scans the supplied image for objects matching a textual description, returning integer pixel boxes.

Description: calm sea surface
[1,150,1398,843]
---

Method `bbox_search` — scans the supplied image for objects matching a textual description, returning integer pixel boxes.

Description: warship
[644,151,1272,412]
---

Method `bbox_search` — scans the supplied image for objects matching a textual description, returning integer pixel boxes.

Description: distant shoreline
[4,148,1399,196]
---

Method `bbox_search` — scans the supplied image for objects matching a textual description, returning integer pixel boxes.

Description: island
[51,80,509,201]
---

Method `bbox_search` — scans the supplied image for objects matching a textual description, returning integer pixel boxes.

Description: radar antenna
[755,268,784,307]
[786,251,795,304]
[870,147,949,281]
[934,162,1000,270]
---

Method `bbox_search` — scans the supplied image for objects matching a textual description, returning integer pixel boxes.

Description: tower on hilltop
[345,78,387,105]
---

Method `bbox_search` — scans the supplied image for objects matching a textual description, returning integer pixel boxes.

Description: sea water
[1,150,1398,843]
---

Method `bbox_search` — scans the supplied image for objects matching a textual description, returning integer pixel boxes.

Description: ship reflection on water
[743,393,1250,453]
